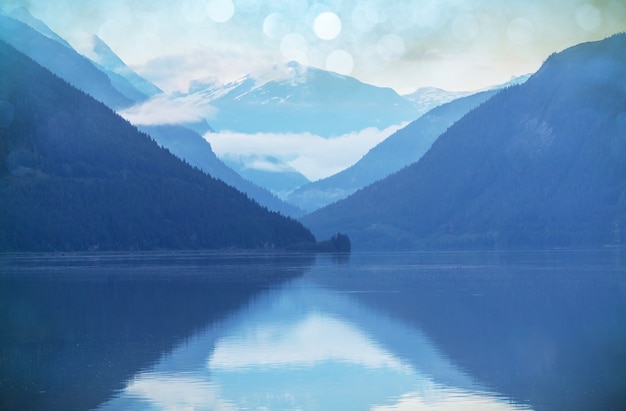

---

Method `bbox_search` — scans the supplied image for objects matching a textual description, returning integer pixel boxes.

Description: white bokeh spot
[507,17,534,45]
[280,33,309,65]
[206,0,235,23]
[181,0,207,23]
[314,12,342,40]
[575,3,602,32]
[326,49,354,75]
[351,3,379,32]
[263,13,291,40]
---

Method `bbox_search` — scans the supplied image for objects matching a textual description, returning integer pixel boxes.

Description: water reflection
[0,252,313,411]
[99,278,531,410]
[3,250,624,410]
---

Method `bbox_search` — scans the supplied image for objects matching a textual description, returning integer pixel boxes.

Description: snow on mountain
[402,75,531,118]
[190,61,419,137]
[89,35,163,100]
[402,87,474,117]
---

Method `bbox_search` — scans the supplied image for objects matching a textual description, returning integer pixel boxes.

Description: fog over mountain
[124,61,420,193]
[302,34,626,250]
[287,89,499,212]
[0,11,304,217]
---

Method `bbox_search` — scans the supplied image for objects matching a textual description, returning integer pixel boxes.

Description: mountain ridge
[0,40,315,251]
[199,61,418,136]
[0,13,304,217]
[287,89,499,212]
[0,13,131,109]
[301,34,626,250]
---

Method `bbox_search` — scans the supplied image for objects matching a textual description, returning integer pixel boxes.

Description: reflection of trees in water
[0,253,313,411]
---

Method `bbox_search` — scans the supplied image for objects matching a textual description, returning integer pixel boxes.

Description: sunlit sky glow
[4,0,626,94]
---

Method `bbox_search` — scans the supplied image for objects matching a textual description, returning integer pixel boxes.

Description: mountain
[89,34,162,100]
[191,61,419,136]
[402,87,474,117]
[301,34,626,250]
[402,75,532,118]
[0,41,315,251]
[287,89,498,212]
[0,13,131,109]
[185,61,419,196]
[3,6,73,49]
[221,155,310,199]
[0,12,303,217]
[139,124,305,217]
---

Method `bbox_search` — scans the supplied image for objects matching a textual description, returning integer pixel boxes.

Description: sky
[4,0,626,94]
[3,0,626,182]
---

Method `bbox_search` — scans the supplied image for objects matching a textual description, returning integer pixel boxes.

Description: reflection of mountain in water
[99,271,532,410]
[307,250,626,411]
[0,253,313,411]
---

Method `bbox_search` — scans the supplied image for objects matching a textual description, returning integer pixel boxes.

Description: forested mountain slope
[140,124,305,217]
[0,41,315,251]
[301,34,626,250]
[0,12,303,217]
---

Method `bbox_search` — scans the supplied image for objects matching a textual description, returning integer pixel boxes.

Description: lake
[1,249,625,410]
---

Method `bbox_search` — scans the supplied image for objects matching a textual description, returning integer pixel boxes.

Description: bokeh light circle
[314,12,342,40]
[206,0,235,23]
[326,49,354,75]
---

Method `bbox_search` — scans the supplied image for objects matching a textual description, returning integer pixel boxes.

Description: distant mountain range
[190,61,419,137]
[301,34,626,250]
[0,41,315,251]
[402,87,474,118]
[287,89,499,212]
[183,62,422,196]
[221,155,311,199]
[0,10,303,217]
[402,75,531,118]
[0,12,131,109]
[286,75,532,212]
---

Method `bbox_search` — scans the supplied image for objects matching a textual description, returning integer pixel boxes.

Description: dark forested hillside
[0,41,315,251]
[302,34,626,250]
[140,124,305,217]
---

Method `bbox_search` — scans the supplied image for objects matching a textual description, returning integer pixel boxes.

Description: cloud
[120,372,235,411]
[371,390,530,411]
[209,313,410,372]
[204,123,405,181]
[240,157,298,173]
[118,93,215,125]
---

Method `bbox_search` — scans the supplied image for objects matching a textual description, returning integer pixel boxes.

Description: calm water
[1,249,625,410]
